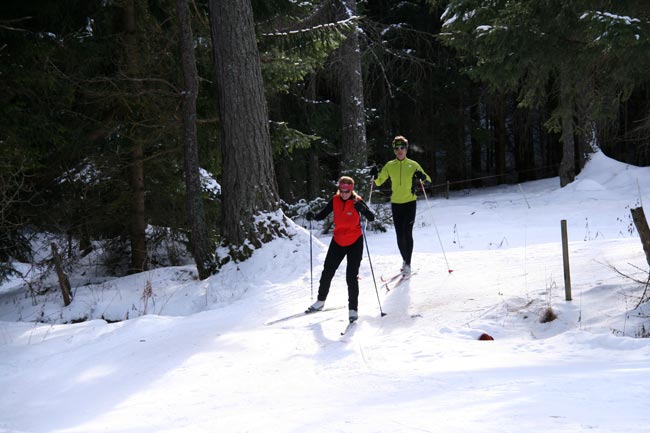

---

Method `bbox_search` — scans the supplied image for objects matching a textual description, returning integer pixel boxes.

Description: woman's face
[338,181,354,199]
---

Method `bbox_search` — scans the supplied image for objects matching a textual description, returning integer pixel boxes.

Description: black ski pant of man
[317,235,363,311]
[391,200,417,266]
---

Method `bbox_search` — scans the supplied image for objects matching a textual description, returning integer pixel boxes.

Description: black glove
[412,179,430,194]
[369,165,379,178]
[306,211,314,221]
[414,170,426,181]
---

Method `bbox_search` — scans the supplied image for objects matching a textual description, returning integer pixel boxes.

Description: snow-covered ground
[1,149,650,433]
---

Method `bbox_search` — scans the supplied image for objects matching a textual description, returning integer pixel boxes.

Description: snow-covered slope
[1,149,649,433]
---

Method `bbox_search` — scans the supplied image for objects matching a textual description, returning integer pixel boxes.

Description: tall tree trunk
[558,66,576,188]
[176,0,216,279]
[209,0,283,258]
[123,0,147,274]
[275,160,292,201]
[495,95,507,185]
[129,142,147,273]
[337,0,367,171]
[470,99,482,187]
[309,148,321,199]
[530,107,544,171]
[307,81,322,199]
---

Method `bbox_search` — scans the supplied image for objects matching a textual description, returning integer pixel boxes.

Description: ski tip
[341,322,356,336]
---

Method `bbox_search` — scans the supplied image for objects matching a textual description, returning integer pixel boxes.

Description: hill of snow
[1,149,650,433]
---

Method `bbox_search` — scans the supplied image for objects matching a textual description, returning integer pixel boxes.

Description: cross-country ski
[380,272,403,284]
[384,271,416,292]
[265,306,345,326]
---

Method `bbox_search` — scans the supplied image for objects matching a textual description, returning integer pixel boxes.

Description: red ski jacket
[313,194,363,247]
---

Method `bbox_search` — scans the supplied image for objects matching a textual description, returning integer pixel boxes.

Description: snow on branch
[261,16,359,38]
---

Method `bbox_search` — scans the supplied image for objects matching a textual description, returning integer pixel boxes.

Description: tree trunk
[123,0,148,274]
[337,0,367,172]
[128,143,147,273]
[275,160,292,201]
[307,81,322,199]
[530,107,543,170]
[209,0,283,258]
[494,95,507,184]
[470,100,482,187]
[558,66,576,188]
[176,0,216,279]
[309,147,321,199]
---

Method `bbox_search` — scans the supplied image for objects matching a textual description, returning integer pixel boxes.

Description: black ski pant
[391,200,417,266]
[317,235,363,311]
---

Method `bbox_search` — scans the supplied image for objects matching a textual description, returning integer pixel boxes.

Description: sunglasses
[394,145,407,150]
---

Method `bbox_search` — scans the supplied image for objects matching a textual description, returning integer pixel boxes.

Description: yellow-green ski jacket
[374,157,431,204]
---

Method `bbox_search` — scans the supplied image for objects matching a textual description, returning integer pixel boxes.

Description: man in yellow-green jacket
[371,135,431,277]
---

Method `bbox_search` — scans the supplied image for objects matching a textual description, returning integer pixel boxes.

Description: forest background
[1,0,650,286]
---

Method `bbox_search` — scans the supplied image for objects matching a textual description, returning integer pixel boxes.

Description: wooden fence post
[631,207,650,269]
[51,243,72,306]
[561,220,572,301]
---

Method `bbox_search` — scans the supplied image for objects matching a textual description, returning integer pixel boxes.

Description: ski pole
[361,221,386,317]
[361,176,385,316]
[419,180,453,274]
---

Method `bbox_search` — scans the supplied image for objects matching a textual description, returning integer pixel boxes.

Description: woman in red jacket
[305,176,375,322]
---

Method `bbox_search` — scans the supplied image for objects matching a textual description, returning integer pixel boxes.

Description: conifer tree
[175,0,217,279]
[438,0,650,186]
[209,0,287,261]
[337,0,368,171]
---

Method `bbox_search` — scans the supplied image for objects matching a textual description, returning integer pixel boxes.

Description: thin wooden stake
[51,243,72,306]
[631,207,650,269]
[561,220,572,301]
